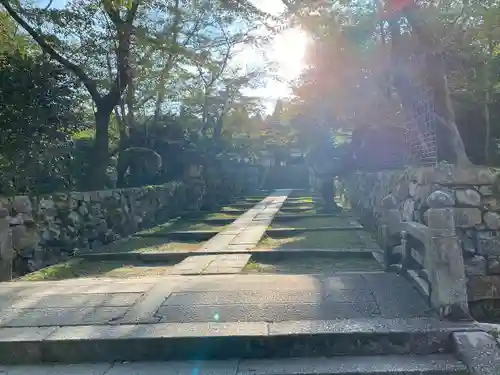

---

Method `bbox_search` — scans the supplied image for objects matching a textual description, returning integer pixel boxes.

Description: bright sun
[270,28,310,81]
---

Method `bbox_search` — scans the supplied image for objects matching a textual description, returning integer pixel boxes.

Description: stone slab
[230,227,268,245]
[0,317,482,364]
[202,254,251,274]
[177,274,325,292]
[155,302,381,323]
[4,355,465,375]
[236,355,467,375]
[199,189,291,254]
[321,274,369,291]
[0,280,156,295]
[0,307,131,327]
[0,327,57,364]
[453,331,500,375]
[106,360,238,375]
[361,273,433,318]
[0,363,113,375]
[268,317,480,336]
[32,293,143,308]
[115,283,177,325]
[169,255,218,275]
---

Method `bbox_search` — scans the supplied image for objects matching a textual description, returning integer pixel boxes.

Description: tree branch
[103,0,140,107]
[0,0,101,100]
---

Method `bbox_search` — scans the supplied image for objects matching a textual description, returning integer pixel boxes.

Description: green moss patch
[243,256,382,274]
[101,236,203,253]
[220,207,247,214]
[257,230,373,250]
[271,216,356,229]
[17,259,176,281]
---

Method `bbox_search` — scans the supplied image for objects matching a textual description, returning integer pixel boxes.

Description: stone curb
[0,318,481,364]
[452,331,500,375]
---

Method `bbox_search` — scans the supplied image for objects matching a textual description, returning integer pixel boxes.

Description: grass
[98,236,203,253]
[17,258,176,281]
[202,212,240,220]
[140,220,228,235]
[271,216,358,229]
[243,256,382,274]
[220,206,246,214]
[257,230,374,250]
[285,197,314,203]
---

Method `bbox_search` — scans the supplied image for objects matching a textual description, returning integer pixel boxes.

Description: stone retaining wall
[0,161,263,278]
[0,182,193,276]
[345,164,500,306]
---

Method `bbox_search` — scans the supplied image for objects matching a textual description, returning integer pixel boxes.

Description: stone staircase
[0,189,498,374]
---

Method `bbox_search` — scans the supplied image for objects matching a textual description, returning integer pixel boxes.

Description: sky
[244,0,309,112]
[36,0,310,114]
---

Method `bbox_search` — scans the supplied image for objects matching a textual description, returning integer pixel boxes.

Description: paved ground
[0,189,433,327]
[0,354,469,375]
[0,189,455,371]
[170,190,291,275]
[0,272,432,327]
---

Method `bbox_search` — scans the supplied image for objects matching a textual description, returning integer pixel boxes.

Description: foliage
[276,0,500,166]
[0,51,87,194]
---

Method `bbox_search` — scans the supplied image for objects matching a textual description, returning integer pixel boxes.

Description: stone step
[79,248,383,262]
[0,317,480,364]
[0,354,468,374]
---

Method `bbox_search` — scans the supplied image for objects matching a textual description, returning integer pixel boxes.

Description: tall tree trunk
[404,6,472,167]
[484,63,491,165]
[91,105,112,189]
[483,10,494,165]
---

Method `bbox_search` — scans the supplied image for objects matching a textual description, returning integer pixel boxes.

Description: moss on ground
[271,216,357,229]
[141,220,228,235]
[101,236,203,253]
[243,256,382,274]
[17,259,176,281]
[257,230,373,249]
[202,212,240,219]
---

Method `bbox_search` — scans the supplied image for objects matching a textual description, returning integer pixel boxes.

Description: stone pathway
[0,272,482,367]
[169,190,291,275]
[0,273,432,327]
[0,189,494,371]
[0,354,469,374]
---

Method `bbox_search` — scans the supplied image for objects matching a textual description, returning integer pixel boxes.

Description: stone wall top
[405,165,495,185]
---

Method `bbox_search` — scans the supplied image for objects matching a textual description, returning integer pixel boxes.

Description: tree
[0,51,87,194]
[1,0,140,188]
[275,0,477,166]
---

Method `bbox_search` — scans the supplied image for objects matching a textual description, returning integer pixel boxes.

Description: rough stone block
[467,275,500,301]
[483,212,500,230]
[454,208,482,228]
[11,196,32,214]
[427,190,455,208]
[483,197,500,211]
[477,233,500,256]
[479,185,493,196]
[11,225,39,252]
[422,166,494,185]
[456,189,481,207]
[453,331,500,375]
[464,255,487,276]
